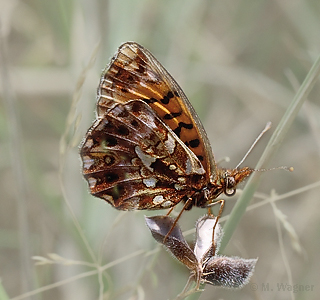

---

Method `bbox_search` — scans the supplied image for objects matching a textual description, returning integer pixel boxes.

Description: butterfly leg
[163,197,193,243]
[166,205,175,216]
[207,199,225,252]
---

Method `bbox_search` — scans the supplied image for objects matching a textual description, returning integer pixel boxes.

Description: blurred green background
[1,0,320,299]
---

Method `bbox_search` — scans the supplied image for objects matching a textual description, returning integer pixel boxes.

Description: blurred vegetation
[1,0,320,300]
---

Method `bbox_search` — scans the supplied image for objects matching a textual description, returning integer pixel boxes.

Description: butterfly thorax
[190,167,254,209]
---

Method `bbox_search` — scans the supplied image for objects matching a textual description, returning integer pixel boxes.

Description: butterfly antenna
[235,121,294,173]
[235,121,272,169]
[254,166,294,172]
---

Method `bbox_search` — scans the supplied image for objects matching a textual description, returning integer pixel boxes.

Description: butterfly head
[215,167,254,197]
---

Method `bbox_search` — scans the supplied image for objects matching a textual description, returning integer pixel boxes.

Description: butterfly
[80,42,253,213]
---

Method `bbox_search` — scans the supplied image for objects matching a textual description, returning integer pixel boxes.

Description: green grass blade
[220,54,320,252]
[0,281,10,300]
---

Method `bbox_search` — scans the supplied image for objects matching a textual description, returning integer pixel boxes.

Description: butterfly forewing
[97,42,216,177]
[81,99,206,210]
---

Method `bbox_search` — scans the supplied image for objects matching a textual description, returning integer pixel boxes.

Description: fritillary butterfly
[80,42,253,212]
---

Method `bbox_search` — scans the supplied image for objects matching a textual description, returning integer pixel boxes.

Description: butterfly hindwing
[81,100,205,210]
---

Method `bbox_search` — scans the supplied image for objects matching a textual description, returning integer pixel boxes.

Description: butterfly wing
[97,42,216,178]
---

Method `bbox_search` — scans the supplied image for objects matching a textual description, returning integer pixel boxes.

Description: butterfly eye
[224,176,236,196]
[224,188,236,196]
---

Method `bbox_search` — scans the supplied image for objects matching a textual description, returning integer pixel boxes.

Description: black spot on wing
[167,91,174,98]
[173,122,194,138]
[180,122,193,129]
[173,126,182,138]
[143,97,157,104]
[131,120,139,127]
[117,125,130,136]
[189,139,200,148]
[163,111,182,120]
[150,158,179,179]
[117,108,129,118]
[105,172,119,182]
[160,91,175,104]
[131,101,141,112]
[105,136,118,146]
[137,64,145,73]
[105,155,116,166]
